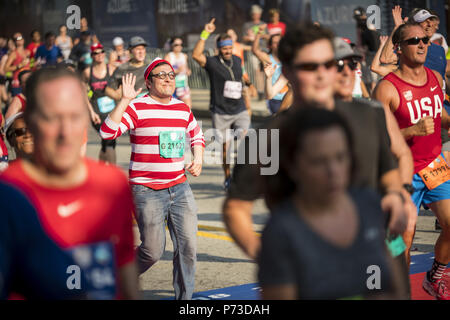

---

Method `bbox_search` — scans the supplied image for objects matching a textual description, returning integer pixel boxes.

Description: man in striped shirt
[100,58,205,300]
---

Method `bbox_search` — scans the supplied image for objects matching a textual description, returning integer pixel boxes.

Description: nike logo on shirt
[57,201,82,218]
[431,86,438,91]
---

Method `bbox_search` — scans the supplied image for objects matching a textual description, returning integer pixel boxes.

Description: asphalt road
[83,92,441,300]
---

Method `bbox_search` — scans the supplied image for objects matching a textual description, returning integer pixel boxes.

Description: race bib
[82,52,93,65]
[418,154,450,190]
[159,131,185,159]
[136,91,148,98]
[385,234,407,257]
[67,241,117,300]
[97,96,116,114]
[175,86,187,98]
[223,81,242,99]
[175,74,187,88]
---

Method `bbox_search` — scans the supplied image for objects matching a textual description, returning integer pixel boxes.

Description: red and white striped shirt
[100,95,205,190]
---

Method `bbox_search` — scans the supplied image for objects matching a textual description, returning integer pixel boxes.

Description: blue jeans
[132,181,198,300]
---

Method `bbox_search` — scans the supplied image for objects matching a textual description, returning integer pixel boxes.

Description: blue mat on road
[184,253,446,300]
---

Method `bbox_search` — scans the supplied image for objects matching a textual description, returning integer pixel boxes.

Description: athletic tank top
[269,54,287,101]
[12,50,25,88]
[17,94,26,111]
[384,67,444,173]
[56,36,72,60]
[167,52,188,88]
[352,68,363,98]
[90,65,109,93]
[89,64,113,115]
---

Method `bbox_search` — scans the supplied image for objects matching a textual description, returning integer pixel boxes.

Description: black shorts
[92,120,116,151]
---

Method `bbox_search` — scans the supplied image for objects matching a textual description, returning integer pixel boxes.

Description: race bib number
[175,74,187,88]
[223,81,242,99]
[97,96,116,114]
[159,131,185,159]
[67,241,117,300]
[418,154,450,190]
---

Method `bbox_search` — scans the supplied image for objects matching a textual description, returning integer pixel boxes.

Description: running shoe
[422,273,450,300]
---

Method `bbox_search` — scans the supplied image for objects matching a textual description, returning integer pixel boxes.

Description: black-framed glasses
[150,71,176,80]
[13,127,29,137]
[293,59,336,71]
[337,59,358,72]
[402,36,430,45]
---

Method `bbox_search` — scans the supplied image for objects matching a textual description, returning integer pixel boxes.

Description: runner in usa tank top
[384,67,444,174]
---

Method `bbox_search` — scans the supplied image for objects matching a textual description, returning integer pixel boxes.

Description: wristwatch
[403,183,415,195]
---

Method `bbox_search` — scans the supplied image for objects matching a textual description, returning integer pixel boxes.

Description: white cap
[413,9,438,23]
[5,112,24,135]
[112,37,124,47]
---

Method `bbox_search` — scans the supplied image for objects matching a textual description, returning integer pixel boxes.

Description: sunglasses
[13,127,29,137]
[337,59,358,72]
[15,36,23,41]
[150,71,176,80]
[293,59,336,71]
[402,36,430,45]
[92,50,105,55]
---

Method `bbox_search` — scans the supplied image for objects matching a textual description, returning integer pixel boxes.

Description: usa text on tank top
[384,67,444,173]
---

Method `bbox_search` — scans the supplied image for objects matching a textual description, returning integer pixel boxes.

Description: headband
[144,58,175,81]
[218,39,233,48]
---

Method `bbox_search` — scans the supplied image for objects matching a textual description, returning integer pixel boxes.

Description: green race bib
[385,234,406,257]
[175,74,187,88]
[159,131,185,159]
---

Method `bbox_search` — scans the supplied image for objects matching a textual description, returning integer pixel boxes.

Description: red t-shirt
[267,22,286,36]
[27,42,42,59]
[384,67,444,173]
[0,158,135,267]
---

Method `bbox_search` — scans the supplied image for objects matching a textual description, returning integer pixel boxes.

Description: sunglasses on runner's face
[93,50,105,55]
[402,36,430,45]
[150,71,176,80]
[293,59,336,71]
[13,127,29,137]
[337,59,358,72]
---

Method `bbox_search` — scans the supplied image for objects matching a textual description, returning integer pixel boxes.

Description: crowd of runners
[0,4,450,300]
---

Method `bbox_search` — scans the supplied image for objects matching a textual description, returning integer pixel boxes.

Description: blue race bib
[97,96,116,114]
